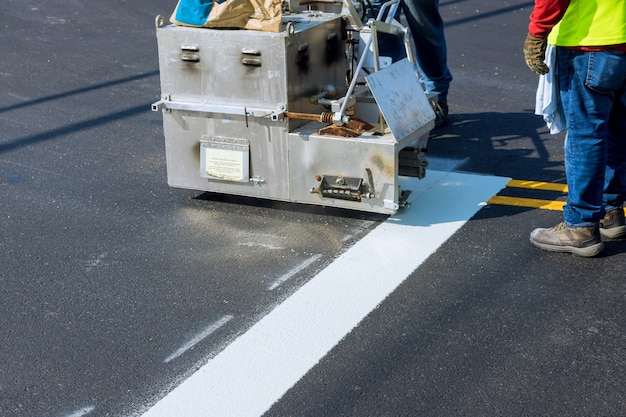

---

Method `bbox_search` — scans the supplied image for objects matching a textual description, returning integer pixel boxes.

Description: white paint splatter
[267,254,322,290]
[164,315,233,363]
[65,406,95,417]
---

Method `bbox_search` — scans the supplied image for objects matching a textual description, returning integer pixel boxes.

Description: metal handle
[241,58,262,67]
[181,54,200,62]
[241,49,261,66]
[181,46,200,62]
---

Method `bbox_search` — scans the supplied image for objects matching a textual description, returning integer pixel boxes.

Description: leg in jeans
[377,0,452,101]
[603,78,626,211]
[558,49,626,227]
[401,0,452,101]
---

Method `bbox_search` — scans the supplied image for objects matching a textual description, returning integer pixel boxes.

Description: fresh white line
[143,171,509,417]
[163,315,233,363]
[267,254,323,290]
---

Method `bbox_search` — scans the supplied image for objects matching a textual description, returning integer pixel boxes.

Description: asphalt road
[1,1,624,417]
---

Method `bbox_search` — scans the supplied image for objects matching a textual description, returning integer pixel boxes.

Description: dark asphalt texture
[1,1,624,417]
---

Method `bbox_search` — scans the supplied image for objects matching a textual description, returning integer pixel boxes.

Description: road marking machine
[152,0,435,214]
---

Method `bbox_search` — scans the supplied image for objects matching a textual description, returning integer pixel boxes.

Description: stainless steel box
[153,12,434,214]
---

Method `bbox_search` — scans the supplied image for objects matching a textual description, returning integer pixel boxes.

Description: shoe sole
[529,236,604,257]
[599,225,626,239]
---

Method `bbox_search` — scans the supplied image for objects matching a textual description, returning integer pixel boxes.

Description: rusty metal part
[284,112,374,137]
[284,111,335,123]
[318,117,374,137]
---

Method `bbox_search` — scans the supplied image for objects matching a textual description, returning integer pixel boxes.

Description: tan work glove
[523,33,549,75]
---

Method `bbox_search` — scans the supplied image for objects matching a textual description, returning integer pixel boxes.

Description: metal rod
[337,0,401,123]
[284,111,335,123]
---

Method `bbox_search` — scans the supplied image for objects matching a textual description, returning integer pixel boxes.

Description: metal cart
[152,0,435,214]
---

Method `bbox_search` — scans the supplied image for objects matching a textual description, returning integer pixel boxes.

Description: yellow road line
[490,180,626,212]
[506,179,568,192]
[487,179,568,210]
[488,196,566,211]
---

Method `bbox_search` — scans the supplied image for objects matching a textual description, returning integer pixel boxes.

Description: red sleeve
[528,0,571,38]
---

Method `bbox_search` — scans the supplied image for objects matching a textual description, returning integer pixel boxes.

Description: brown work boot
[529,222,604,257]
[599,208,626,239]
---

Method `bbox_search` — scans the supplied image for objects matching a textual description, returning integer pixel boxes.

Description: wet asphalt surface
[1,0,624,416]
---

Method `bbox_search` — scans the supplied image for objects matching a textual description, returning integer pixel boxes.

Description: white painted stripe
[267,254,323,290]
[143,171,509,417]
[163,315,233,363]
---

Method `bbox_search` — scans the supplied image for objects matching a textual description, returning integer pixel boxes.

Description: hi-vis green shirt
[547,0,626,47]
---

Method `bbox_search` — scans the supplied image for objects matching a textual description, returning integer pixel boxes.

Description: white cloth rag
[535,44,566,134]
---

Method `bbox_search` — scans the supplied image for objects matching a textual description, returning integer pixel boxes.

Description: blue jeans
[378,0,452,102]
[557,48,626,227]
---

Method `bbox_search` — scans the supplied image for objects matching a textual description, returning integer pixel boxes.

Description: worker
[524,0,626,256]
[378,0,453,127]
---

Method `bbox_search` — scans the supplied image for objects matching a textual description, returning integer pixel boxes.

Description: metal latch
[311,175,373,202]
[181,45,200,62]
[241,48,262,67]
